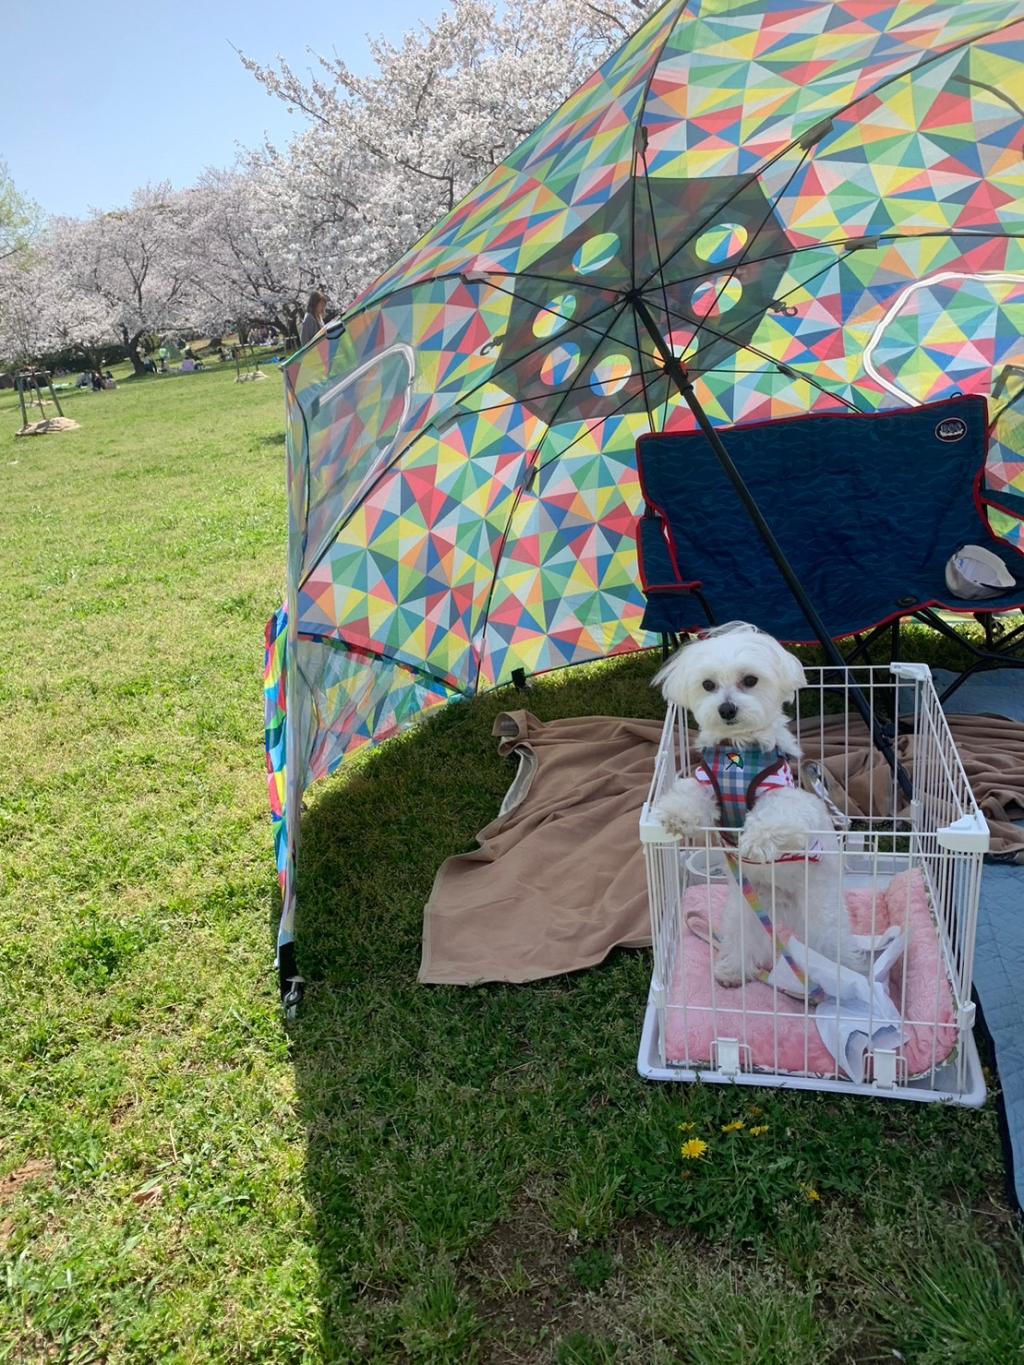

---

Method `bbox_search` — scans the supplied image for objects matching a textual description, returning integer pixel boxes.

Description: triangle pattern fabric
[268,0,1024,950]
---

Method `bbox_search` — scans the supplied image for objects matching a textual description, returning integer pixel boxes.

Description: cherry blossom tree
[241,0,655,307]
[0,258,47,366]
[5,0,663,369]
[187,159,342,344]
[36,228,117,369]
[0,228,114,371]
[68,185,197,375]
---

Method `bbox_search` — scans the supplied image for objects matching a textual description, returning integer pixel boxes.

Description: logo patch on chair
[935,417,967,442]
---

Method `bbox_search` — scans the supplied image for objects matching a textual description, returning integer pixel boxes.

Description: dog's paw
[654,779,712,839]
[713,953,746,988]
[737,825,806,865]
[654,797,692,839]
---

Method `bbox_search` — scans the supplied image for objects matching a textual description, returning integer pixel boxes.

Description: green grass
[1,368,1022,1361]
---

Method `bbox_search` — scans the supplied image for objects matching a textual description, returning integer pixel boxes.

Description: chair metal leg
[844,621,895,665]
[693,590,716,629]
[912,608,1024,704]
[987,617,1024,653]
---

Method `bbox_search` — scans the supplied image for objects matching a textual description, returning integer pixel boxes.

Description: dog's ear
[652,642,699,708]
[771,639,806,701]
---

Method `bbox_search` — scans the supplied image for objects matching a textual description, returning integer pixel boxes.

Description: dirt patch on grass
[0,1159,55,1205]
[462,1196,571,1360]
[460,1195,691,1362]
[16,416,81,436]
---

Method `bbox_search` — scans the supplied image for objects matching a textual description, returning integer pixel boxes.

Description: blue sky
[5,0,442,218]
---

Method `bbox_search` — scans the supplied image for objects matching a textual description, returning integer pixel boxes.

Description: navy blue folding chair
[636,395,1024,696]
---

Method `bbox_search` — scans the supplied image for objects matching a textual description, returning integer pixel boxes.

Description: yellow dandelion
[747,1104,764,1117]
[680,1138,708,1160]
[749,1125,769,1136]
[677,1121,697,1132]
[802,1185,821,1203]
[721,1119,745,1133]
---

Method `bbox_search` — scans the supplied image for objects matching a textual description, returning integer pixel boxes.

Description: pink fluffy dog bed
[663,868,957,1079]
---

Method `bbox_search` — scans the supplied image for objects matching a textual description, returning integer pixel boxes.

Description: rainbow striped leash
[724,851,827,1005]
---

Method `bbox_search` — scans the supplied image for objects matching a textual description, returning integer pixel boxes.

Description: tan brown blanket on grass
[419,710,1024,985]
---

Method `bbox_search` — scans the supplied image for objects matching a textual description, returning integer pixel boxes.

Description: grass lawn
[1,364,1022,1362]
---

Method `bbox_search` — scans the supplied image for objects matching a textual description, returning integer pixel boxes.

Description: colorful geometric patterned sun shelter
[265,0,1024,1004]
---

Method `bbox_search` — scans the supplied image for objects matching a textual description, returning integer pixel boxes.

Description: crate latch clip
[712,1038,743,1077]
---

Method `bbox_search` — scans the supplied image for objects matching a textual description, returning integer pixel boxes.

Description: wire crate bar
[637,663,987,1105]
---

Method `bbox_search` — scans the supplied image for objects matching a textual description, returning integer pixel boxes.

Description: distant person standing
[299,291,327,347]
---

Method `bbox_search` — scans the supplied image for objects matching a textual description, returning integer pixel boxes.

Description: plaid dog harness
[695,743,822,863]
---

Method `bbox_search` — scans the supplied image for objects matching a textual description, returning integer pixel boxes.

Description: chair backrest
[636,394,1021,641]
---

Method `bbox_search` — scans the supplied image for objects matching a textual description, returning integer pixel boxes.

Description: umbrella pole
[632,297,912,799]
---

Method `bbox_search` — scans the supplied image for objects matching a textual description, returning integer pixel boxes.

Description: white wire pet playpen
[638,663,988,1105]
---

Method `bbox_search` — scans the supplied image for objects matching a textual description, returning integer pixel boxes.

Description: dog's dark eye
[701,679,716,693]
[742,675,758,688]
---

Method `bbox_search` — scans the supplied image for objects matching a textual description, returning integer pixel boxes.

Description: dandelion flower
[802,1184,821,1203]
[749,1125,769,1136]
[677,1121,697,1132]
[721,1119,745,1133]
[747,1104,764,1117]
[680,1138,708,1160]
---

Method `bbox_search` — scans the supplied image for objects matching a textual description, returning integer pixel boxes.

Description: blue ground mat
[932,666,1024,721]
[975,865,1024,1210]
[939,667,1024,1210]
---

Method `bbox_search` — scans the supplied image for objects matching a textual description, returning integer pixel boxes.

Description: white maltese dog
[654,622,860,987]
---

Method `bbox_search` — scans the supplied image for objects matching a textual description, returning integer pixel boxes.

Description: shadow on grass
[286,654,666,1355]
[283,633,1021,1359]
[259,431,287,448]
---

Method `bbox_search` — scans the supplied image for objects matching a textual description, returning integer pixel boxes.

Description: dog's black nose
[718,701,738,721]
